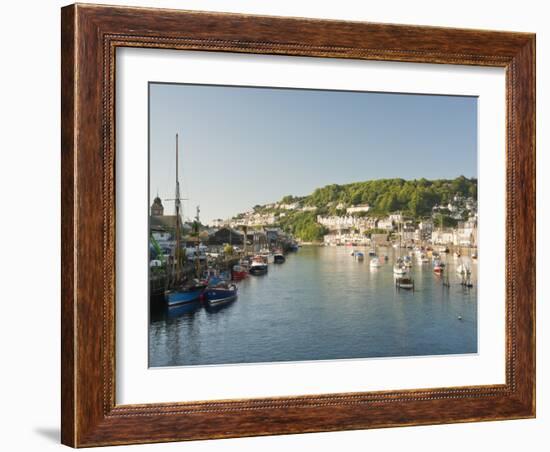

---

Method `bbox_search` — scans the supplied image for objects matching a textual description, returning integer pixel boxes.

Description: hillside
[247,176,478,242]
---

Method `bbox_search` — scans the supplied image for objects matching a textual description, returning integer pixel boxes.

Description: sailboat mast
[194,205,201,278]
[174,133,181,280]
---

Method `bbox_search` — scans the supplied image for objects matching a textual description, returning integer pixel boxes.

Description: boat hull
[249,265,268,275]
[205,287,238,305]
[232,270,248,280]
[165,286,205,306]
[395,278,414,290]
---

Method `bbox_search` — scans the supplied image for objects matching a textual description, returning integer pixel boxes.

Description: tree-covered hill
[248,176,477,242]
[303,176,476,217]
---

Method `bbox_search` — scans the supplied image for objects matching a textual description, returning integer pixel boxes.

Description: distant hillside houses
[317,214,378,232]
[229,212,277,227]
[432,194,477,221]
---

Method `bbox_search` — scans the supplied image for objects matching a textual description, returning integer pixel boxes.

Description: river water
[149,246,477,367]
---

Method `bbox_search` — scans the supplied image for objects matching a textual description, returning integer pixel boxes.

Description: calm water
[149,246,477,367]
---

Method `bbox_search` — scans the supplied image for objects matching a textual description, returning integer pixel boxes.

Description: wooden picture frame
[61,3,535,447]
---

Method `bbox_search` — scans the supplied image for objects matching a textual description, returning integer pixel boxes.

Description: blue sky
[149,83,477,224]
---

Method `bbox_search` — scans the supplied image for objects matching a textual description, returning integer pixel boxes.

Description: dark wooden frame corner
[61,3,535,447]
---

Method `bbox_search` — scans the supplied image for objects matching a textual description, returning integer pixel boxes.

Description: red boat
[433,260,444,275]
[231,264,248,281]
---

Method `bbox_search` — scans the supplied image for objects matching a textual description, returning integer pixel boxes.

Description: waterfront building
[323,231,370,246]
[414,220,434,242]
[265,228,281,244]
[208,227,244,246]
[453,220,477,246]
[431,229,455,245]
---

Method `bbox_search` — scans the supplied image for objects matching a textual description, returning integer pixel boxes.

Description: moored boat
[249,258,268,275]
[393,263,407,276]
[433,259,444,275]
[231,264,248,281]
[395,277,415,290]
[354,251,365,261]
[204,283,238,306]
[165,283,206,306]
[370,257,381,268]
[274,253,285,264]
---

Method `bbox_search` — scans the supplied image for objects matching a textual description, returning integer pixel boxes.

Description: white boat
[393,264,407,276]
[370,257,381,268]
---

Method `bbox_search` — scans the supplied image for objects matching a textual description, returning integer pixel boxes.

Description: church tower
[151,196,164,216]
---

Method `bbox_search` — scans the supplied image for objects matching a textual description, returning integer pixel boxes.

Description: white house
[377,218,394,231]
[346,204,370,214]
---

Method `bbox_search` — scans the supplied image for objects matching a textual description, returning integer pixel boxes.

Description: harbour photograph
[148,82,478,367]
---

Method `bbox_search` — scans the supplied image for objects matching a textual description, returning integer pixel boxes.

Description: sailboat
[165,134,206,306]
[393,214,409,277]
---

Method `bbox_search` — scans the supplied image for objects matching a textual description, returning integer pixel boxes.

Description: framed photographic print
[61,3,536,447]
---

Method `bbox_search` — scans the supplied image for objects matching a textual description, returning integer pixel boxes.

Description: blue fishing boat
[165,284,206,306]
[204,283,238,306]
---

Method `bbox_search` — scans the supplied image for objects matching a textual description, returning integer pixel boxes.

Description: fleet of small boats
[344,242,476,293]
[160,133,293,311]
